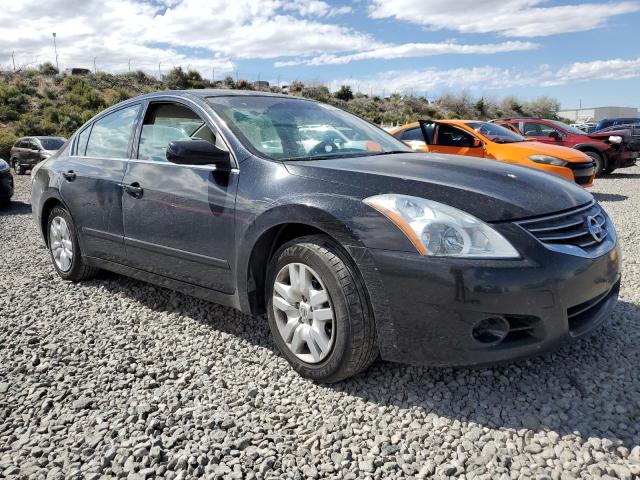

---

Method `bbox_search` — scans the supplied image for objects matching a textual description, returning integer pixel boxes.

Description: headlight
[0,159,9,173]
[608,135,623,145]
[528,155,568,166]
[363,194,519,258]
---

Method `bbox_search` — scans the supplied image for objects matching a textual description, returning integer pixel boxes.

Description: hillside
[0,63,562,159]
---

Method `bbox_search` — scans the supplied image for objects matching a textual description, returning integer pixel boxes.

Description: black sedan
[31,90,621,382]
[0,158,14,206]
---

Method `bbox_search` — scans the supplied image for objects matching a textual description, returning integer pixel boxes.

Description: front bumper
[608,147,638,169]
[360,233,621,367]
[0,170,14,201]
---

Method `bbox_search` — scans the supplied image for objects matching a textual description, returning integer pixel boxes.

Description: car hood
[284,152,593,222]
[495,141,590,162]
[589,128,630,139]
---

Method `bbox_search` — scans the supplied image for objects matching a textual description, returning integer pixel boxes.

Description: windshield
[466,122,526,143]
[206,96,411,161]
[39,138,65,150]
[547,120,585,135]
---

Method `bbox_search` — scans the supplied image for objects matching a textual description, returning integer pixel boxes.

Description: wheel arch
[240,205,366,316]
[39,194,72,246]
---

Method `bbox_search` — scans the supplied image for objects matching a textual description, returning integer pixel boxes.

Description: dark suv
[10,136,66,174]
[493,118,638,175]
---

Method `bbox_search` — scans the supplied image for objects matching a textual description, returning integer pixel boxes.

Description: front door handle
[62,170,76,181]
[125,182,143,198]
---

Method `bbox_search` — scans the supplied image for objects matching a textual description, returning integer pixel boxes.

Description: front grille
[516,201,607,253]
[567,161,594,172]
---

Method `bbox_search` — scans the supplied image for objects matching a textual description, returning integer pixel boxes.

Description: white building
[557,106,640,122]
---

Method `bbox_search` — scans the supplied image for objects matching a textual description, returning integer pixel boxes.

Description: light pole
[52,33,59,72]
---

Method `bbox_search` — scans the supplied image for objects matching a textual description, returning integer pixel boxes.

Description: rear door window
[399,127,424,142]
[75,126,92,156]
[86,104,140,158]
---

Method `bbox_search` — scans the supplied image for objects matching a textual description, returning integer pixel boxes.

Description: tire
[12,158,23,175]
[602,168,616,175]
[584,150,604,176]
[266,234,378,383]
[46,206,98,282]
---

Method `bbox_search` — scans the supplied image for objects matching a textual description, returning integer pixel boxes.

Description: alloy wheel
[272,262,335,364]
[49,216,74,272]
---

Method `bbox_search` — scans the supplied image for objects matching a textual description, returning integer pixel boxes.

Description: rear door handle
[125,182,143,198]
[62,170,76,181]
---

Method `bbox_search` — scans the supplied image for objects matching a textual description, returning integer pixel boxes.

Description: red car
[492,118,638,175]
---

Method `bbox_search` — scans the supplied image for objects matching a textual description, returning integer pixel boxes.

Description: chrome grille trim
[515,200,615,257]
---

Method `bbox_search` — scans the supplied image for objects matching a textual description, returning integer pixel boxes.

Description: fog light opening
[472,316,510,345]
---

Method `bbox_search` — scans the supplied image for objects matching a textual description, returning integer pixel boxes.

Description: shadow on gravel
[598,172,640,179]
[332,300,640,447]
[0,200,32,216]
[592,192,628,202]
[86,271,640,447]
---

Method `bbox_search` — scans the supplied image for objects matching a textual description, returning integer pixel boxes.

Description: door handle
[62,170,76,181]
[125,182,143,198]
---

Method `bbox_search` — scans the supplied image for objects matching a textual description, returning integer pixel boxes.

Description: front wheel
[584,151,604,176]
[266,235,378,383]
[12,159,23,175]
[47,206,98,281]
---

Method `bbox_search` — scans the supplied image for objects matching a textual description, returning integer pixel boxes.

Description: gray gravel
[1,168,640,479]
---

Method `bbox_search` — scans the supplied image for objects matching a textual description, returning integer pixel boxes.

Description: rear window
[39,138,65,150]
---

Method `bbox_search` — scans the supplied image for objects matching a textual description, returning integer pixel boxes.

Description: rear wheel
[266,235,378,383]
[584,150,604,176]
[47,206,98,281]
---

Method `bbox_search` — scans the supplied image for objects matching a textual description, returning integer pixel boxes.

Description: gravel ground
[1,168,639,480]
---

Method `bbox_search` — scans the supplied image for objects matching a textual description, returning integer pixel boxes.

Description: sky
[0,0,639,109]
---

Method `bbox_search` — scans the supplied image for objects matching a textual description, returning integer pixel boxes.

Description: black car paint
[31,90,621,367]
[0,164,13,203]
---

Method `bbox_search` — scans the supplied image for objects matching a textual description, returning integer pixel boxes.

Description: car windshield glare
[467,122,525,143]
[206,96,411,161]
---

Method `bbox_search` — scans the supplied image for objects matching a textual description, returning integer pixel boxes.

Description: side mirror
[549,131,561,141]
[471,137,483,148]
[166,140,231,169]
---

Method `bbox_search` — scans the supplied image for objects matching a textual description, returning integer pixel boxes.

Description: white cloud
[0,0,367,76]
[327,57,640,94]
[275,41,538,67]
[369,0,640,37]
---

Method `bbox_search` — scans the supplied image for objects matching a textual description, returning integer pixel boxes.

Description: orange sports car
[391,120,595,187]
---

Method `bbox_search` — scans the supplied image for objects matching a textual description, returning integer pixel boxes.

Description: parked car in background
[570,122,596,133]
[391,120,595,187]
[31,90,621,382]
[492,118,638,175]
[10,136,66,175]
[0,158,14,206]
[594,118,640,132]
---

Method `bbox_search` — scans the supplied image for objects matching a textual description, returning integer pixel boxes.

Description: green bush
[0,132,17,160]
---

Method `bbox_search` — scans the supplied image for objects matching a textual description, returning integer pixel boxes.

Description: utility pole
[128,58,131,72]
[211,67,214,83]
[52,33,59,72]
[11,51,16,71]
[235,70,238,83]
[93,57,97,74]
[158,62,162,79]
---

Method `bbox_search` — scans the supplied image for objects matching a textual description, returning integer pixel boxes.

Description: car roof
[134,88,296,101]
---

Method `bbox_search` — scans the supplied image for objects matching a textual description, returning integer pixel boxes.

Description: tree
[222,76,236,89]
[164,66,189,90]
[39,62,58,75]
[334,85,354,102]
